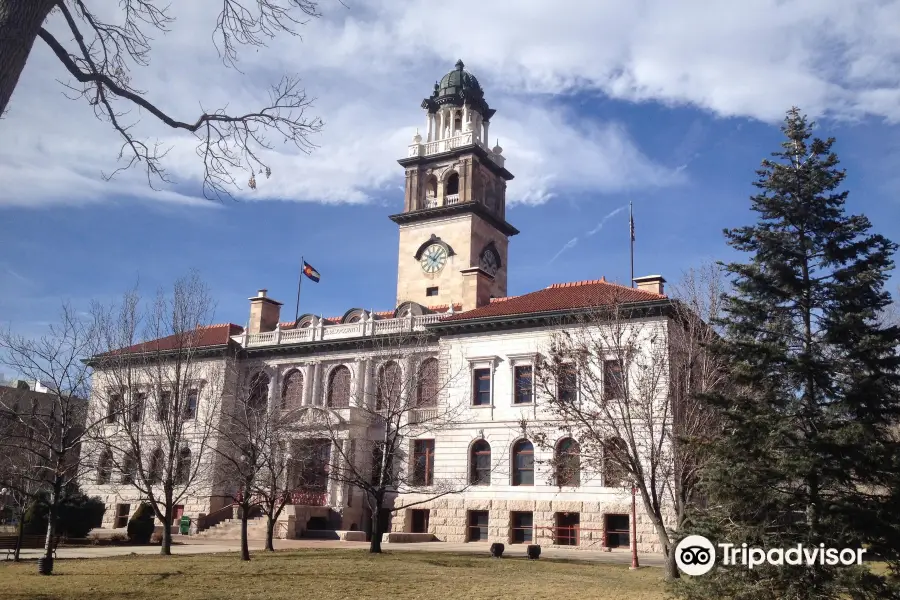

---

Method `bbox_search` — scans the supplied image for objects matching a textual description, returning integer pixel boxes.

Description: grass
[0,549,668,600]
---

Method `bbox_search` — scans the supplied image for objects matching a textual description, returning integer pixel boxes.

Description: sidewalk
[10,537,665,567]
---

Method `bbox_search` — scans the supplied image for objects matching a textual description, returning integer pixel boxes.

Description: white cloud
[3,0,900,208]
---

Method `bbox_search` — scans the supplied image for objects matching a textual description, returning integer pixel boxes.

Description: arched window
[348,315,361,323]
[512,439,534,486]
[376,361,401,410]
[327,365,351,408]
[425,175,438,198]
[416,358,439,408]
[121,451,137,484]
[175,447,191,485]
[281,370,304,409]
[446,172,459,197]
[148,448,164,485]
[555,438,581,487]
[603,437,629,487]
[248,372,270,411]
[97,450,112,484]
[470,440,491,486]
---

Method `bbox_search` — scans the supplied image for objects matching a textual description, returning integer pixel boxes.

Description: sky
[2,0,900,352]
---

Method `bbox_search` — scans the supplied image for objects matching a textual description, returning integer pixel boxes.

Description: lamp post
[629,484,640,570]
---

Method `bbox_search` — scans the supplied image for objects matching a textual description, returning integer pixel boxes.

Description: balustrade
[235,314,446,348]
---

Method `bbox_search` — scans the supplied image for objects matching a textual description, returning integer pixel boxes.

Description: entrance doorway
[411,509,430,534]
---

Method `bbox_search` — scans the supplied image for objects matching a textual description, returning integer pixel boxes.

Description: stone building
[81,61,680,552]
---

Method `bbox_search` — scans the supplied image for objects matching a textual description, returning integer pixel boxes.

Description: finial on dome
[492,138,503,154]
[455,59,465,71]
[413,128,422,143]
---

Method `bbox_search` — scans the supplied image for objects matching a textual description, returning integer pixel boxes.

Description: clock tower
[391,60,518,311]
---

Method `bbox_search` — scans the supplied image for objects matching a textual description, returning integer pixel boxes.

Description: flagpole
[630,202,635,288]
[294,255,303,322]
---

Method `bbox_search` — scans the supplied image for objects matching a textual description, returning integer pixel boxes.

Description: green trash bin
[179,516,191,535]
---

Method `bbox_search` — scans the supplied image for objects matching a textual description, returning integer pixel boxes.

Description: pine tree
[674,108,900,599]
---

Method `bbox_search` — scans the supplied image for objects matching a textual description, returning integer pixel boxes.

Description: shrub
[22,493,49,535]
[58,494,105,538]
[21,488,106,539]
[126,503,155,544]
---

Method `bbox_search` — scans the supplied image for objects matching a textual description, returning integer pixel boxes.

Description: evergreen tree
[674,108,900,599]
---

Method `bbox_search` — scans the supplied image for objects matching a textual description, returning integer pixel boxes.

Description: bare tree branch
[1,0,326,200]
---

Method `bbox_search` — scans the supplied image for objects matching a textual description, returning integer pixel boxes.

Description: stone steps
[197,517,271,540]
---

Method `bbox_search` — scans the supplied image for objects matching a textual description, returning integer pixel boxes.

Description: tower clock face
[420,244,448,273]
[480,247,500,276]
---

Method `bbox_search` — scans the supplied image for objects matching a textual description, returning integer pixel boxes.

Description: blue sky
[2,0,900,347]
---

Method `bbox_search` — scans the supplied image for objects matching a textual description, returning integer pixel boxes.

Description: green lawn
[0,549,669,600]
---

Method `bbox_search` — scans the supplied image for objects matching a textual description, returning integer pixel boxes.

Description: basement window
[426,286,439,297]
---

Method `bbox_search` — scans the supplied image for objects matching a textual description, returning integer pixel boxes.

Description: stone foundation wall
[391,498,667,553]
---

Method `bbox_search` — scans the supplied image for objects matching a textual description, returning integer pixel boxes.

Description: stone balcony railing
[408,407,439,424]
[407,131,505,168]
[235,313,446,348]
[424,194,459,209]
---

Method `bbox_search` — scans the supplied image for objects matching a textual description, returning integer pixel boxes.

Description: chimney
[632,275,666,296]
[247,289,283,334]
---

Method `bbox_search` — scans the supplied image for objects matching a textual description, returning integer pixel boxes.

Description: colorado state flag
[302,261,321,283]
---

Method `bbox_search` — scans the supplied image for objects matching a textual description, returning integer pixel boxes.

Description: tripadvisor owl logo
[674,535,868,576]
[675,535,717,576]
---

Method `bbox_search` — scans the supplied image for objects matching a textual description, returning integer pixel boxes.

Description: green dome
[437,60,482,98]
[422,60,495,119]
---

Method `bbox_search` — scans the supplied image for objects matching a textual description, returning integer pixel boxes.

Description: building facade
[82,61,677,552]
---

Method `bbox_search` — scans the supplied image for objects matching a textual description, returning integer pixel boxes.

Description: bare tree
[288,329,472,553]
[0,304,104,574]
[253,422,297,552]
[0,404,49,561]
[88,272,225,555]
[211,364,305,559]
[1,1,325,199]
[529,266,726,581]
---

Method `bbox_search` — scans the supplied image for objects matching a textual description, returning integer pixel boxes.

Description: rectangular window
[158,390,171,422]
[173,505,185,521]
[131,392,146,423]
[511,511,533,544]
[114,504,130,529]
[467,510,489,542]
[604,514,630,548]
[411,509,430,534]
[472,368,491,406]
[371,443,385,486]
[184,389,199,419]
[513,365,533,405]
[106,394,121,424]
[558,365,577,403]
[555,512,580,546]
[604,359,624,400]
[426,286,439,297]
[412,440,435,486]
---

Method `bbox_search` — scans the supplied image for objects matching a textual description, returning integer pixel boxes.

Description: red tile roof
[442,279,666,322]
[105,323,243,355]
